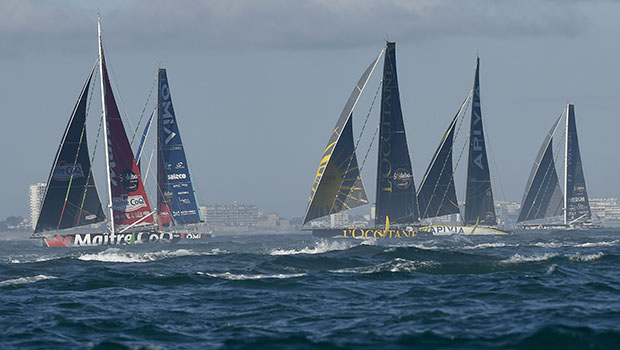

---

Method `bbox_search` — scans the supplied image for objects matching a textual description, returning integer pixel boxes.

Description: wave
[461,242,516,250]
[567,252,604,262]
[0,274,57,286]
[199,272,306,280]
[269,240,357,256]
[77,248,224,263]
[330,258,436,274]
[574,240,620,248]
[501,253,559,264]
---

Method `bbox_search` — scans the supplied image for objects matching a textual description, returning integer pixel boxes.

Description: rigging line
[131,72,158,145]
[328,74,383,216]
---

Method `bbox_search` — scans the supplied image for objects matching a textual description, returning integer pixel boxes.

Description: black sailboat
[518,104,598,229]
[304,42,418,238]
[416,57,506,235]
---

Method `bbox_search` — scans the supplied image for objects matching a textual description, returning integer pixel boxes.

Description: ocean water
[1,230,620,349]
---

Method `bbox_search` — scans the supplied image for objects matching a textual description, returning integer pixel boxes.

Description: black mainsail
[303,50,383,224]
[34,64,106,233]
[375,42,417,225]
[517,115,564,222]
[564,104,591,224]
[417,98,466,220]
[463,57,496,225]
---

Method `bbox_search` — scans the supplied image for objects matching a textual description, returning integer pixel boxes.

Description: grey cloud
[0,0,604,56]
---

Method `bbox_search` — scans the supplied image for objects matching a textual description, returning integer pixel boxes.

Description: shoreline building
[29,182,46,230]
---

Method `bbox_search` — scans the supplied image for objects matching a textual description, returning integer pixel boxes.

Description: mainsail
[302,50,384,224]
[564,104,591,224]
[517,115,564,222]
[417,99,464,219]
[464,57,496,225]
[99,23,154,232]
[34,64,106,233]
[156,68,203,226]
[375,42,417,225]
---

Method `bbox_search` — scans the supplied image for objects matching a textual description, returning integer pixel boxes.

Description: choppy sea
[1,230,620,349]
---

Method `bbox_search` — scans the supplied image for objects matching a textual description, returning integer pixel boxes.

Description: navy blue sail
[517,115,563,222]
[157,68,203,226]
[35,64,105,233]
[375,42,417,225]
[417,103,461,220]
[564,104,591,224]
[464,57,496,226]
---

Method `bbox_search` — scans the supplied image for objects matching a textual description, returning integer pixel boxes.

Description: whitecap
[0,275,57,286]
[331,258,436,274]
[77,248,207,263]
[567,252,604,262]
[269,240,355,255]
[461,242,514,250]
[201,272,306,280]
[500,253,558,264]
[574,240,620,248]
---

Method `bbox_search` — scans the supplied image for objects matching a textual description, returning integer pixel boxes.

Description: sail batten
[464,57,496,226]
[156,68,203,226]
[34,64,106,233]
[302,50,384,224]
[375,42,417,225]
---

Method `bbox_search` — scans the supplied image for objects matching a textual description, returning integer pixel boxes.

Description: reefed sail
[464,57,496,226]
[375,42,417,225]
[34,65,105,233]
[302,50,384,224]
[99,33,154,231]
[156,68,203,226]
[564,104,591,224]
[517,115,564,222]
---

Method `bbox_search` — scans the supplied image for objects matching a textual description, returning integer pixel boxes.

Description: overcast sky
[2,0,619,221]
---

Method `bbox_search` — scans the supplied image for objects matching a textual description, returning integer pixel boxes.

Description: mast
[464,57,496,226]
[98,17,115,234]
[563,105,569,225]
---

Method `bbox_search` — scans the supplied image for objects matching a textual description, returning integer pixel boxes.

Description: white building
[590,198,620,225]
[330,212,349,228]
[29,182,46,229]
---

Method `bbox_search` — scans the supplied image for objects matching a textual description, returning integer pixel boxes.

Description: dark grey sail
[375,42,417,226]
[564,104,591,224]
[34,64,105,233]
[517,115,563,222]
[303,50,383,224]
[417,98,467,220]
[464,57,496,226]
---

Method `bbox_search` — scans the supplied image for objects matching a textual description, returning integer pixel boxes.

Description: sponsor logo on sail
[393,168,412,189]
[53,161,84,181]
[167,173,187,180]
[120,169,139,191]
[112,195,147,212]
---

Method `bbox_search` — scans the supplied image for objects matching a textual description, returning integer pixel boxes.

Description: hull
[309,224,509,238]
[180,232,215,240]
[39,230,182,247]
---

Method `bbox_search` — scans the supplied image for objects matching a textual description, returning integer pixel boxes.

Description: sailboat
[517,104,600,230]
[416,57,507,235]
[151,68,207,239]
[32,19,182,247]
[303,42,418,238]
